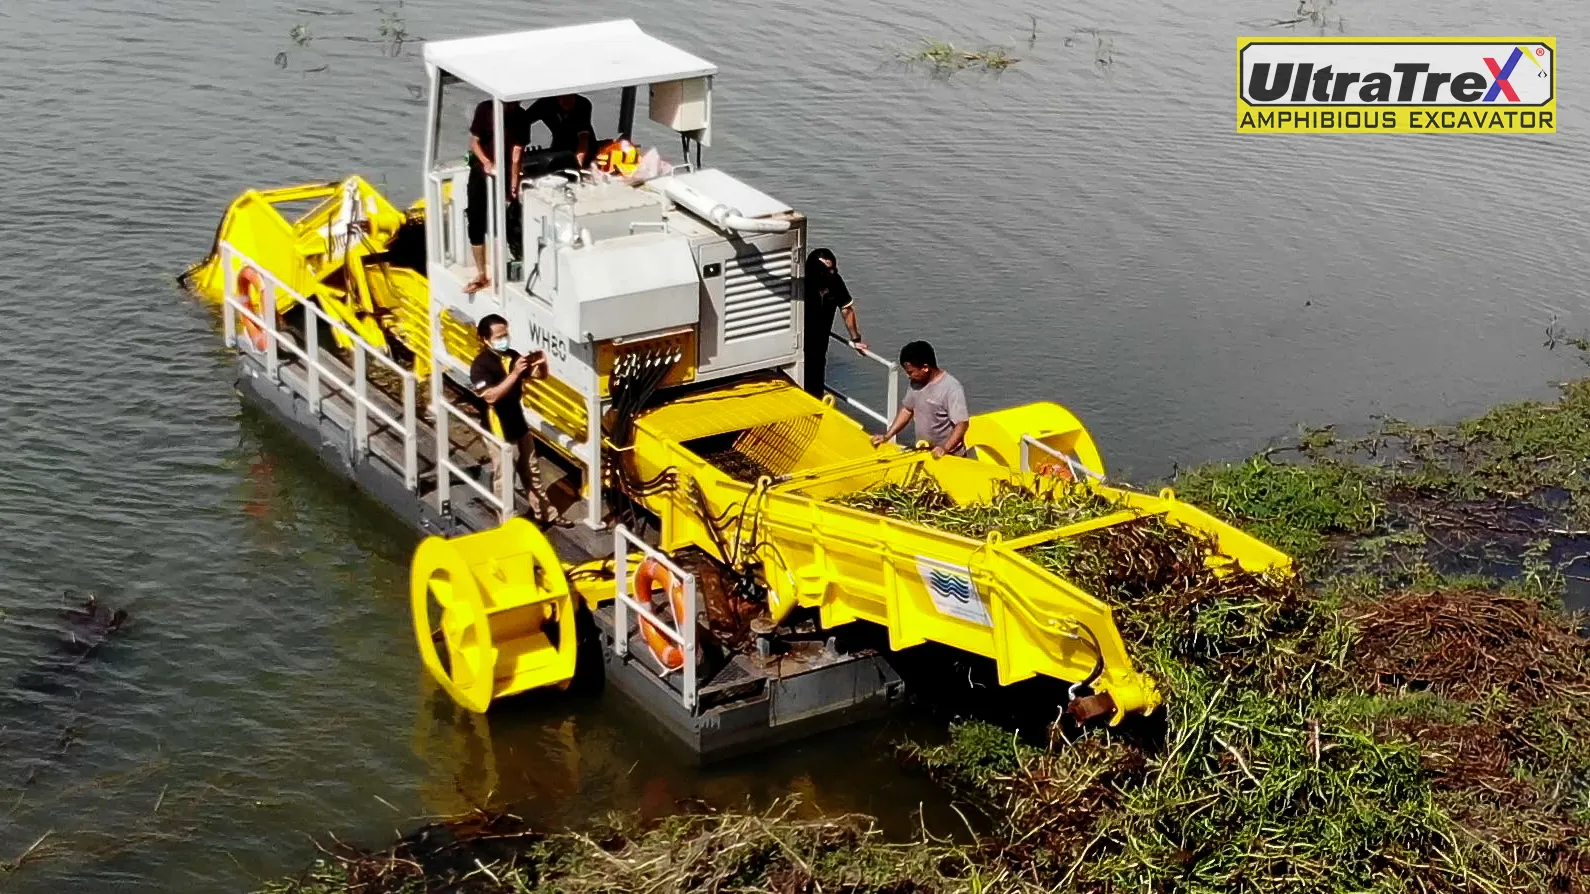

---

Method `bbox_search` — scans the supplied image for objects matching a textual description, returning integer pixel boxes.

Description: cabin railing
[426,164,473,271]
[612,524,700,713]
[430,368,516,526]
[220,242,419,492]
[823,331,900,442]
[1020,434,1105,482]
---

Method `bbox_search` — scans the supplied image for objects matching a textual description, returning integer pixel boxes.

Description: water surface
[1,0,1587,889]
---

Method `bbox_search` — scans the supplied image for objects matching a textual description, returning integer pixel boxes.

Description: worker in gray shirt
[871,341,971,458]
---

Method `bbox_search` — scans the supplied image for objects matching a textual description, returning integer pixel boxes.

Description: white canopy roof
[423,19,717,103]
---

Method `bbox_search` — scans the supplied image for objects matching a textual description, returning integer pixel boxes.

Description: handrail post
[431,307,450,516]
[221,249,237,348]
[402,376,418,492]
[886,362,900,445]
[585,391,603,531]
[613,527,630,659]
[682,572,698,713]
[353,347,369,456]
[1020,436,1031,473]
[498,439,515,523]
[436,403,451,515]
[451,170,467,266]
[264,282,280,382]
[306,306,321,415]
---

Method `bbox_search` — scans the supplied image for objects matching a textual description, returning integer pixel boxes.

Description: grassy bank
[262,380,1590,893]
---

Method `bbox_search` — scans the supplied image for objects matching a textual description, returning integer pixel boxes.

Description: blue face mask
[491,337,510,352]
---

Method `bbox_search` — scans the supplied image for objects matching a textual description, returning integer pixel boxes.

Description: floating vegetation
[1544,319,1590,361]
[275,0,421,73]
[893,39,1021,76]
[1246,0,1348,33]
[1063,27,1118,68]
[255,801,973,893]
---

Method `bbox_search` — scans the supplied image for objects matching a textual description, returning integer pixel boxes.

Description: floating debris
[254,801,969,893]
[893,39,1020,75]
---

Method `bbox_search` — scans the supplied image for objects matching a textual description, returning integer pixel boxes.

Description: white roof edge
[422,19,718,103]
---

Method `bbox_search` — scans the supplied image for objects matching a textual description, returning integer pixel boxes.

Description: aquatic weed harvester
[181,20,1292,758]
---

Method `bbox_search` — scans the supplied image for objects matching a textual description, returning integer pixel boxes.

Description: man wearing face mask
[469,314,572,527]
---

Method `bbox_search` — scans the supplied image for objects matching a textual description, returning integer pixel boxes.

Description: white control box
[649,77,709,132]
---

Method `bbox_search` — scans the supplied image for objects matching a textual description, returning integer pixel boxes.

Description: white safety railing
[432,392,516,526]
[612,525,700,712]
[823,331,901,441]
[427,165,471,269]
[1020,434,1105,482]
[220,243,419,491]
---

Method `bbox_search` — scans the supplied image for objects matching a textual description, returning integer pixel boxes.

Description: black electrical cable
[1075,625,1107,695]
[603,348,686,535]
[611,349,681,495]
[605,354,647,530]
[689,478,735,567]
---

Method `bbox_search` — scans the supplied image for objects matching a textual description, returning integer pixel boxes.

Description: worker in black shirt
[469,314,572,527]
[523,94,597,167]
[802,248,867,399]
[465,100,527,294]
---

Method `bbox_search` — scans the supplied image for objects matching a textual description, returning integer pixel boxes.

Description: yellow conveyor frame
[623,378,1293,724]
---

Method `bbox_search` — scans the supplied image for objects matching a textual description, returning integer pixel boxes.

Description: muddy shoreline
[250,375,1590,892]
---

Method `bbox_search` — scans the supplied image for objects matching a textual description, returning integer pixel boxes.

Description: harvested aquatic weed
[834,478,1241,606]
[834,477,1118,539]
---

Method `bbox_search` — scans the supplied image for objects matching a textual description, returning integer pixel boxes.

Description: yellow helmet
[596,139,640,175]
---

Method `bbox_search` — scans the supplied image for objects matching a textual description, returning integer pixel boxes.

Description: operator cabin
[424,20,816,531]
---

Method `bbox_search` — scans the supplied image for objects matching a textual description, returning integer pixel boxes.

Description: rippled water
[1,0,1587,889]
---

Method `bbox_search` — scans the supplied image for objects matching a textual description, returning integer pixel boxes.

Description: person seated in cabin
[470,314,573,528]
[465,99,528,294]
[522,93,597,169]
[871,341,971,458]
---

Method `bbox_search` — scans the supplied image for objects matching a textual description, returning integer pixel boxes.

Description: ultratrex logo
[1237,38,1555,133]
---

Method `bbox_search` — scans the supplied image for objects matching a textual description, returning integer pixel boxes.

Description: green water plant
[894,39,1020,75]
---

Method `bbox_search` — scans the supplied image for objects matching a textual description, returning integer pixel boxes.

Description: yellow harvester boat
[183,19,1292,759]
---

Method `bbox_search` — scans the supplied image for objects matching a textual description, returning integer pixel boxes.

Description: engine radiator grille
[722,250,794,344]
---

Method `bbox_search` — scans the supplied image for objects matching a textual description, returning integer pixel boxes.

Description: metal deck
[590,602,903,762]
[232,347,608,559]
[229,332,906,762]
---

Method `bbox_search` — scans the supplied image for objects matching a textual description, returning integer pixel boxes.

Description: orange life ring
[633,557,688,670]
[236,266,269,351]
[1036,461,1075,482]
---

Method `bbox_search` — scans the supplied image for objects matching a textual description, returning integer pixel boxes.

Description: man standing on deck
[870,341,971,458]
[470,314,573,527]
[801,248,867,399]
[465,100,527,294]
